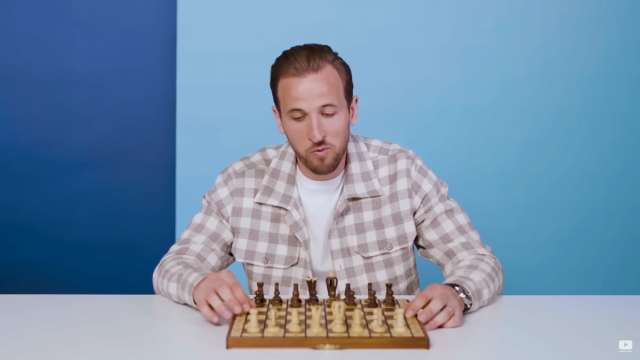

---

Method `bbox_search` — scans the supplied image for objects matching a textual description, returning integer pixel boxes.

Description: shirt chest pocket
[231,235,300,269]
[351,218,417,259]
[348,220,418,291]
[353,235,414,258]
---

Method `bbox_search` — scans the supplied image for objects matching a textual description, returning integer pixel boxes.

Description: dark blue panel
[0,1,176,293]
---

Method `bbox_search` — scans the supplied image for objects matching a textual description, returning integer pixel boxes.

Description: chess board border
[226,299,430,349]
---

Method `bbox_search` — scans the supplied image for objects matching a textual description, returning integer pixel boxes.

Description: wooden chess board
[226,298,429,349]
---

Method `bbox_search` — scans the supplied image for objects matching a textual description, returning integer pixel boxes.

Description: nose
[308,115,325,143]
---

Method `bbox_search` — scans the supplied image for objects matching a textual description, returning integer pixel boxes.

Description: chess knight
[154,44,503,332]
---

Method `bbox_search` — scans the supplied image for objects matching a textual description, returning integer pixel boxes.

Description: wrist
[443,283,472,314]
[190,272,209,307]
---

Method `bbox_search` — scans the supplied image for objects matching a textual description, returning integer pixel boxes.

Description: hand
[192,270,252,325]
[405,283,465,331]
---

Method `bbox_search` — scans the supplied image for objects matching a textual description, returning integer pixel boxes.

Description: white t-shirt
[295,166,345,282]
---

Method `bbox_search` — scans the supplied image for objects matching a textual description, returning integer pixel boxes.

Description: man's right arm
[152,175,236,309]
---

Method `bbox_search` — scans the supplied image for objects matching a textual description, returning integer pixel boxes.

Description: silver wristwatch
[444,283,472,314]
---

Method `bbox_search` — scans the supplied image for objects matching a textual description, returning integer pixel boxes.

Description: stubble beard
[289,132,349,176]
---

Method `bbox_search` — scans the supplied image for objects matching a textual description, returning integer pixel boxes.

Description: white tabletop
[0,295,637,359]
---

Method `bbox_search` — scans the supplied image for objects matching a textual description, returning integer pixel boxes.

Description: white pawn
[308,305,323,335]
[264,309,279,335]
[393,307,410,334]
[350,308,365,335]
[245,308,261,333]
[330,301,346,333]
[370,307,386,333]
[287,309,303,333]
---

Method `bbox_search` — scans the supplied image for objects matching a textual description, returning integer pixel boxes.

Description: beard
[288,134,349,176]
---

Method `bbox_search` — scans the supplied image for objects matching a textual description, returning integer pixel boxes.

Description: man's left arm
[405,154,503,329]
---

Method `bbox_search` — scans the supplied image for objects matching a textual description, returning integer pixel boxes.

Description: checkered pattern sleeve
[410,155,503,313]
[152,174,235,308]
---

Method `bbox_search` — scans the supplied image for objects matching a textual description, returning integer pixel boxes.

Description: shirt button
[263,256,270,264]
[386,243,394,251]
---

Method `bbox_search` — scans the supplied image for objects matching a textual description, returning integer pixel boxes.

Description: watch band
[444,283,472,314]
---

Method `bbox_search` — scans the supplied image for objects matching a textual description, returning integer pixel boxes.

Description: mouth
[311,146,330,156]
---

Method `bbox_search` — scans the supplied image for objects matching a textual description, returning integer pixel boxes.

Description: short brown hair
[270,44,353,111]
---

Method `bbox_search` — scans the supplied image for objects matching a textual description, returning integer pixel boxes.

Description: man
[153,44,503,332]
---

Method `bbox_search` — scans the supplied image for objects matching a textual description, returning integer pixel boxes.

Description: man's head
[271,44,358,181]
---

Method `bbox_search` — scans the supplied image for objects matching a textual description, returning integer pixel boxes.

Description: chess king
[153,44,503,332]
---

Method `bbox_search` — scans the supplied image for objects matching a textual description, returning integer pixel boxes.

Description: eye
[291,114,306,121]
[321,112,336,118]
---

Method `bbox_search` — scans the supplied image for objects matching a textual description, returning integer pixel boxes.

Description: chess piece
[331,301,345,319]
[254,282,266,307]
[326,272,338,300]
[245,308,261,333]
[308,305,323,336]
[383,283,395,308]
[290,283,302,308]
[264,309,279,335]
[271,282,283,306]
[350,308,366,335]
[287,309,303,333]
[344,283,356,306]
[366,282,378,308]
[370,306,386,333]
[393,307,410,334]
[330,300,346,333]
[305,277,319,305]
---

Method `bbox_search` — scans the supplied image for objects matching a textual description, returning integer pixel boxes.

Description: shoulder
[353,134,440,191]
[207,143,284,194]
[353,134,422,167]
[224,144,282,178]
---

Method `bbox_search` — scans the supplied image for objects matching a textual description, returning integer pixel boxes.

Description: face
[273,65,358,181]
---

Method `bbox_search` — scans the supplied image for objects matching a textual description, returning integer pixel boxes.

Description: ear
[272,105,285,134]
[348,95,359,126]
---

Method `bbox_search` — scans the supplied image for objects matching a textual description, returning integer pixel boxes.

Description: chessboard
[226,279,429,349]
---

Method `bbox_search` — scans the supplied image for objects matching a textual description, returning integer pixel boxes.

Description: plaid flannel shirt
[153,134,503,313]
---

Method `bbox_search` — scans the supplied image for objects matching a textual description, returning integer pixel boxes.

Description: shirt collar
[254,134,383,210]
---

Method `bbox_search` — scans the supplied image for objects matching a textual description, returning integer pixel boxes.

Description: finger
[424,306,455,331]
[217,285,243,314]
[218,271,251,311]
[417,299,445,324]
[218,271,252,312]
[229,281,252,312]
[442,307,464,328]
[196,297,221,325]
[405,291,430,317]
[207,291,233,321]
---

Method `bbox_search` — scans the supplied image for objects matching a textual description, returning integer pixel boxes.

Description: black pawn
[326,274,338,300]
[366,282,378,308]
[254,282,266,307]
[271,282,283,306]
[290,283,302,308]
[383,283,395,308]
[344,283,356,306]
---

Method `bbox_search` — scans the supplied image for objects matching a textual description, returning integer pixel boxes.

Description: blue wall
[2,1,638,295]
[1,1,176,293]
[177,0,640,294]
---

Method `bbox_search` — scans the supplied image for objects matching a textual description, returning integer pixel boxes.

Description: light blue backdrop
[177,0,640,294]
